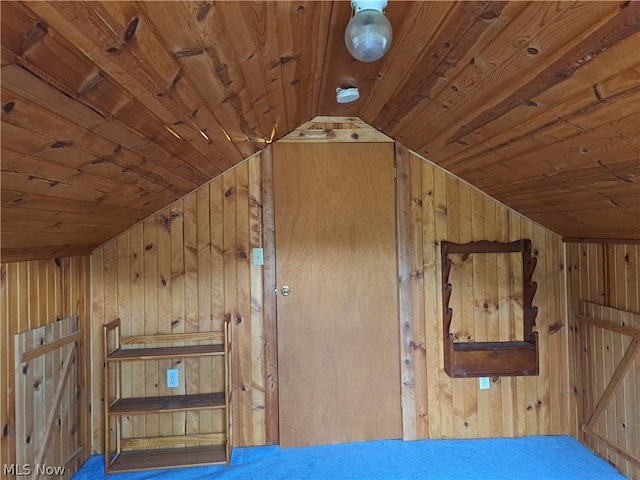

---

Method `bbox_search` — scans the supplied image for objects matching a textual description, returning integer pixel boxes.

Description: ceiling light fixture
[336,87,360,104]
[345,0,392,63]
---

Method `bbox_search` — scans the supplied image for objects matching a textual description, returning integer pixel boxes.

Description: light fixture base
[350,0,387,14]
[336,87,360,104]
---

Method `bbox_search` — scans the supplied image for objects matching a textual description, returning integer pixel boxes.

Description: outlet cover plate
[167,369,179,388]
[478,377,490,390]
[252,248,264,266]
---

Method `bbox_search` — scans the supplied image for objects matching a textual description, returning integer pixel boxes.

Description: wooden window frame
[441,240,539,378]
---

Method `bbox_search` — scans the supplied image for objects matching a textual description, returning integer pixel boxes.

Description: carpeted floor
[73,436,625,480]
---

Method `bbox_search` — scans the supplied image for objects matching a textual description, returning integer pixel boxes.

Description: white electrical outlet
[167,369,179,388]
[479,377,490,390]
[252,248,264,266]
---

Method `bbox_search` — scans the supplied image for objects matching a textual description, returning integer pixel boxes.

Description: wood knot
[238,250,247,259]
[26,435,31,444]
[55,258,61,267]
[3,424,9,437]
[527,47,539,55]
[197,2,212,21]
[351,132,359,140]
[145,243,154,251]
[2,101,15,113]
[51,141,72,148]
[548,322,563,334]
[225,187,235,198]
[106,46,119,54]
[480,9,500,20]
[161,278,167,286]
[123,17,139,43]
[235,315,243,325]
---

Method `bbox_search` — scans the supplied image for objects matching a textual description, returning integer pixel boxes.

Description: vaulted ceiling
[1,1,639,262]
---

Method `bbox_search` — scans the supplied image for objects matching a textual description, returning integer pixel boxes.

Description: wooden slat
[120,332,224,345]
[279,127,393,143]
[21,329,82,362]
[107,344,223,361]
[121,434,224,450]
[583,427,640,469]
[585,338,639,430]
[578,315,640,339]
[261,145,278,445]
[108,445,226,473]
[109,393,224,415]
[409,150,428,439]
[395,143,416,440]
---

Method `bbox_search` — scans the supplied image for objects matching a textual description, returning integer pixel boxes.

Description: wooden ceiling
[1,1,639,262]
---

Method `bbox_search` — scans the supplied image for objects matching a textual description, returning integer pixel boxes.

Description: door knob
[281,285,291,296]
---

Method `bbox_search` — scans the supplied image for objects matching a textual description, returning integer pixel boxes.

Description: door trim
[261,144,279,445]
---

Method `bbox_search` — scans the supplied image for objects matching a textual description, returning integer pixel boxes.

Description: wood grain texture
[1,257,90,480]
[1,2,639,261]
[395,143,416,440]
[273,141,402,447]
[566,243,640,479]
[90,153,265,452]
[403,150,568,439]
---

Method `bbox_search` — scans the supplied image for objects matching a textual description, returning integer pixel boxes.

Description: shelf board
[453,341,535,352]
[108,445,226,473]
[107,344,223,361]
[109,392,225,415]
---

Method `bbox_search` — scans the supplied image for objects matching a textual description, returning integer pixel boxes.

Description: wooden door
[273,142,402,447]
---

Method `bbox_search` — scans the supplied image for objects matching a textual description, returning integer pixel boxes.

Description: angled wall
[399,147,568,439]
[90,134,569,453]
[91,153,265,451]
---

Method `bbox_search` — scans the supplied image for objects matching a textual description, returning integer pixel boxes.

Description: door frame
[260,138,417,444]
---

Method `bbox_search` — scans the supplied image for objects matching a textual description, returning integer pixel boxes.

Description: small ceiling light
[345,0,392,63]
[336,87,360,104]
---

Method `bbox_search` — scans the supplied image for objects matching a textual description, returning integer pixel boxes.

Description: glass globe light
[345,5,392,63]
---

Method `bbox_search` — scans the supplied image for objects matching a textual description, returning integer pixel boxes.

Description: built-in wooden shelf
[108,445,226,473]
[109,392,225,415]
[106,344,223,361]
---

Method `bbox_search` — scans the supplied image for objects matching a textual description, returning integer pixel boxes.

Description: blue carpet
[73,436,625,480]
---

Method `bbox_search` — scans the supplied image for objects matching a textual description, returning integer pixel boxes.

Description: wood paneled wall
[91,153,265,452]
[400,149,568,440]
[0,256,91,478]
[567,242,639,478]
[90,141,569,454]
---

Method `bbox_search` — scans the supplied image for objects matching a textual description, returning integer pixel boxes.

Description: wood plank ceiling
[1,1,639,261]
